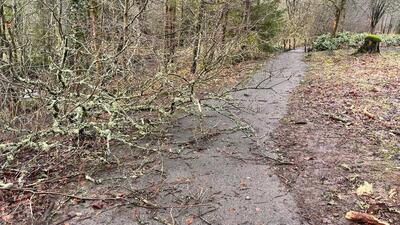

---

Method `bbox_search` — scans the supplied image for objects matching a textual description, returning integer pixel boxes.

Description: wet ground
[64,49,308,225]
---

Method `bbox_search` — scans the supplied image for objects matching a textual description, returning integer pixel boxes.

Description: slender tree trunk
[387,16,393,34]
[285,0,297,21]
[70,0,82,74]
[0,1,4,63]
[164,0,177,64]
[177,0,184,47]
[123,0,129,43]
[12,0,19,62]
[117,0,129,52]
[191,0,206,74]
[370,23,377,33]
[332,0,346,37]
[381,15,387,33]
[332,9,341,36]
[7,22,17,64]
[220,3,229,45]
[244,0,251,31]
[370,0,387,34]
[207,3,228,64]
[89,0,102,74]
[136,0,149,35]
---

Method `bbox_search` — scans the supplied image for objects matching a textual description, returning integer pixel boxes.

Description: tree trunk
[332,0,346,37]
[164,0,177,64]
[286,0,298,21]
[387,16,393,34]
[136,0,149,35]
[244,0,251,31]
[370,0,387,34]
[177,0,184,47]
[370,24,376,33]
[220,3,229,45]
[191,0,206,74]
[123,0,129,43]
[0,1,5,63]
[89,0,102,74]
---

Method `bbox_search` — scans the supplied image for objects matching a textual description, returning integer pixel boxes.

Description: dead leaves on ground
[290,50,400,223]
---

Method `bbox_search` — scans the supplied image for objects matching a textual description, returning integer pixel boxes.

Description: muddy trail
[64,50,308,225]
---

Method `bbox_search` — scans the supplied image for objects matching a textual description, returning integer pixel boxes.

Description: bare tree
[370,0,387,33]
[220,2,229,44]
[244,0,251,31]
[286,0,299,20]
[191,0,206,74]
[325,0,348,36]
[89,0,102,74]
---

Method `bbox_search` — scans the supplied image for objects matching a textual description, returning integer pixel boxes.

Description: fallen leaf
[327,200,337,206]
[71,198,82,205]
[0,181,13,189]
[111,192,125,198]
[388,188,397,199]
[363,108,376,119]
[340,163,351,171]
[371,87,381,92]
[356,181,373,196]
[85,174,96,183]
[1,214,13,223]
[185,216,193,225]
[91,200,105,210]
[239,180,248,190]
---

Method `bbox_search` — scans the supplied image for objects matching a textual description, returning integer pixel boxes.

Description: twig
[5,188,125,201]
[152,216,173,225]
[53,214,77,225]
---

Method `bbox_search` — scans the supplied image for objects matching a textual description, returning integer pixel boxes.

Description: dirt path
[67,50,308,225]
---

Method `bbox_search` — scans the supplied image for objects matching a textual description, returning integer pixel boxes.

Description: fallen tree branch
[4,188,126,201]
[345,211,390,225]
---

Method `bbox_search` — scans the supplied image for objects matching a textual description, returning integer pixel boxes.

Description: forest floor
[272,49,400,225]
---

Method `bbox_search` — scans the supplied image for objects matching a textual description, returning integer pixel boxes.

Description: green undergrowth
[312,32,400,51]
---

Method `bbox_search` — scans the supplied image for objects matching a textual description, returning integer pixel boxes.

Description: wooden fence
[282,38,315,52]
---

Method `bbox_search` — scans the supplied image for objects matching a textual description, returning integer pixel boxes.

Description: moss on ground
[366,34,382,42]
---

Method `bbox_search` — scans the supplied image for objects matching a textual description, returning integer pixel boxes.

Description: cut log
[345,211,390,225]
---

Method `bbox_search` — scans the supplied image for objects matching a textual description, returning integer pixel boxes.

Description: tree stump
[356,35,382,54]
